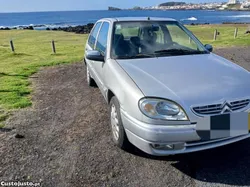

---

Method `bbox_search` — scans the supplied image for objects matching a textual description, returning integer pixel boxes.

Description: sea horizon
[1,9,250,29]
[0,9,108,14]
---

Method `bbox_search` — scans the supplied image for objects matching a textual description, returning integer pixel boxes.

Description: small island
[108,6,121,11]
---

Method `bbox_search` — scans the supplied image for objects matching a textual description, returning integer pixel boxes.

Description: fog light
[151,143,184,150]
[152,144,174,150]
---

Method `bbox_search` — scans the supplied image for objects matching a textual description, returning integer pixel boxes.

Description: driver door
[92,21,110,95]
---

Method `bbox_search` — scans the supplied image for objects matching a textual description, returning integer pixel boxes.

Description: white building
[228,0,237,4]
[241,0,250,8]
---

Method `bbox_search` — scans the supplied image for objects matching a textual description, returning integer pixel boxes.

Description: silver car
[84,17,250,156]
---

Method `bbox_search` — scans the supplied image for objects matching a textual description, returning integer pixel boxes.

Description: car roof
[98,17,177,23]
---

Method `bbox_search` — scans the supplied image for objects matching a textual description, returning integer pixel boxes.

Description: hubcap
[86,66,90,83]
[111,104,119,141]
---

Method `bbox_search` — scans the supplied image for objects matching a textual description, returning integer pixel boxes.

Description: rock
[222,22,248,25]
[190,23,209,26]
[0,27,11,30]
[1,23,94,33]
[15,133,25,139]
[55,24,94,34]
[23,26,34,30]
[87,23,94,28]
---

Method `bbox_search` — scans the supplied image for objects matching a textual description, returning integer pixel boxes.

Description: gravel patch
[0,47,250,187]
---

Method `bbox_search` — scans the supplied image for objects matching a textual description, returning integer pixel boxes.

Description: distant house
[241,1,250,8]
[228,0,238,4]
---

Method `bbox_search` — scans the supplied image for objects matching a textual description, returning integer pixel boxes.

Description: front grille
[230,99,250,111]
[192,99,250,116]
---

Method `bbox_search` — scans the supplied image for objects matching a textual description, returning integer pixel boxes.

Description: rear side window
[96,22,109,54]
[88,22,101,49]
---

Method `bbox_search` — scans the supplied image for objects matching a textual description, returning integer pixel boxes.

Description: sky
[0,0,227,13]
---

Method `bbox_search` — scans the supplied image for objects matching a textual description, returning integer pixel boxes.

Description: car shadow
[126,138,250,186]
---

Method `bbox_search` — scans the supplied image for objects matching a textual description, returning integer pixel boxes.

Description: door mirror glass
[86,50,104,62]
[204,44,213,52]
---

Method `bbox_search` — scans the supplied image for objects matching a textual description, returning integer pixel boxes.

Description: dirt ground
[0,47,250,187]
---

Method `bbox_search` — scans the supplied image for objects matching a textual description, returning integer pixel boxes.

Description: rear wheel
[109,96,130,149]
[86,65,95,87]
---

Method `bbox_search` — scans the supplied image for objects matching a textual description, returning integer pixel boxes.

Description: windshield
[111,21,209,59]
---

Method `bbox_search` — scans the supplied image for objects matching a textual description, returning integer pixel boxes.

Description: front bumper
[121,110,250,156]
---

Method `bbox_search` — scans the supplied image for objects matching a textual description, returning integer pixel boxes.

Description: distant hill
[108,6,121,11]
[226,3,241,10]
[159,2,186,6]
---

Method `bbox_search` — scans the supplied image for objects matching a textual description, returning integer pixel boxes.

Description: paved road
[0,47,250,187]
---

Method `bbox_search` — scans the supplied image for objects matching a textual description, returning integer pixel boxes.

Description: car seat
[141,29,157,54]
[113,34,134,57]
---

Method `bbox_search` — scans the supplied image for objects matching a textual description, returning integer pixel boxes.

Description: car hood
[116,54,250,108]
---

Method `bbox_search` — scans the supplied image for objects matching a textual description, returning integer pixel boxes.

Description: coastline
[1,22,250,34]
[109,9,250,11]
[1,9,250,30]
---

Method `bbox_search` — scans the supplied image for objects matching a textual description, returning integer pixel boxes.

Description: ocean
[1,10,250,29]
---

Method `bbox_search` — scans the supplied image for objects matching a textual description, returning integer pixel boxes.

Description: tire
[109,96,130,149]
[86,65,96,87]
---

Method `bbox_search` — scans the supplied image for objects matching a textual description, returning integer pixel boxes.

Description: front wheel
[109,96,130,149]
[86,65,95,87]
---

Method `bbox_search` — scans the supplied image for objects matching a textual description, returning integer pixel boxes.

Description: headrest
[113,34,124,44]
[152,33,157,41]
[130,36,141,47]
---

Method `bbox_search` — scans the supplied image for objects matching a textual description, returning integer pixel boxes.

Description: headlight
[139,98,188,121]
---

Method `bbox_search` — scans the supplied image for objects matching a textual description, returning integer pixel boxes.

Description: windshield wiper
[154,49,207,55]
[116,54,155,59]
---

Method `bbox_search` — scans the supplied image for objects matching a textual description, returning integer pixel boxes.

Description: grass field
[0,30,87,125]
[0,24,249,125]
[188,24,250,47]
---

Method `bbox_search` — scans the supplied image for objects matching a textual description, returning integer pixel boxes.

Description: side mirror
[204,44,213,52]
[86,50,104,62]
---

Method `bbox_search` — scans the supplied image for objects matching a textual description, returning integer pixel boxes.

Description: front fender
[103,59,145,121]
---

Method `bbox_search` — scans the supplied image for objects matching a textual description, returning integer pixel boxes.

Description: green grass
[0,25,249,125]
[187,24,250,47]
[0,30,87,125]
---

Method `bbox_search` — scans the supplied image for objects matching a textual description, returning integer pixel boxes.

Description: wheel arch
[107,89,115,104]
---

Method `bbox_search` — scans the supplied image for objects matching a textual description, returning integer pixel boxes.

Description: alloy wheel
[111,104,119,141]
